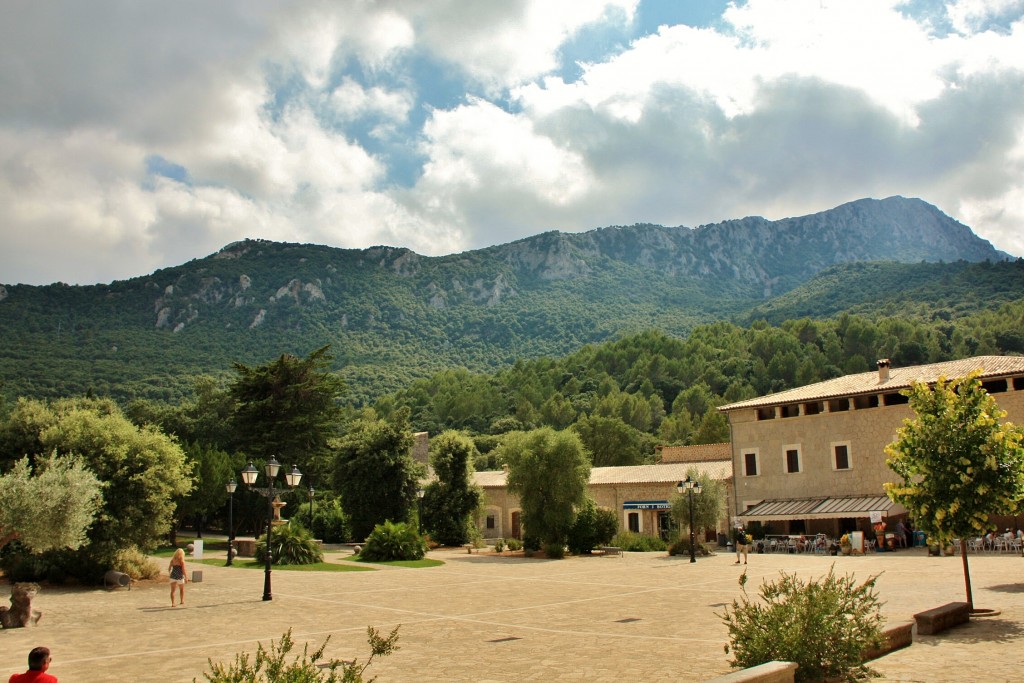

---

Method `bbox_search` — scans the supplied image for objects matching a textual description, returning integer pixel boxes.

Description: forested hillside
[373,303,1024,467]
[0,196,1015,405]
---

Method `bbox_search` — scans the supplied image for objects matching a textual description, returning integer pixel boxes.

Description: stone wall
[730,384,1024,520]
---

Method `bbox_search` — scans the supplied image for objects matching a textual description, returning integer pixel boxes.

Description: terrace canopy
[738,495,905,522]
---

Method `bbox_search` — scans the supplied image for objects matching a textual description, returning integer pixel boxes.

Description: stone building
[718,355,1024,536]
[474,454,732,541]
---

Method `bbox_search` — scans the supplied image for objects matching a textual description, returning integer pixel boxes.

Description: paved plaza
[1,546,1022,682]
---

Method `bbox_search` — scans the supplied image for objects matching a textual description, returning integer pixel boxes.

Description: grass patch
[354,556,444,568]
[193,558,375,572]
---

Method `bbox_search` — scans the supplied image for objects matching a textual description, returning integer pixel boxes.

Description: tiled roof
[589,462,732,485]
[473,461,732,488]
[719,355,1024,411]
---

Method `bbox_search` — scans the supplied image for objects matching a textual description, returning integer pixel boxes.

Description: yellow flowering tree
[885,372,1024,609]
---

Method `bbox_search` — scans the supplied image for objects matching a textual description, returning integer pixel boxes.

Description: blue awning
[623,500,671,510]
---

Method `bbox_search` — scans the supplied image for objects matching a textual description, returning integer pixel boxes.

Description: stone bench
[913,602,970,635]
[599,546,623,557]
[862,621,914,660]
[704,661,797,683]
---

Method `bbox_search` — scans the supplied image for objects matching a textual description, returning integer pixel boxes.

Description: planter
[841,546,852,556]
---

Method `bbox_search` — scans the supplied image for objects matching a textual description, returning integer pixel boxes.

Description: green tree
[658,409,694,444]
[885,372,1024,609]
[0,454,104,552]
[691,411,729,445]
[421,431,482,546]
[540,393,576,429]
[333,413,420,541]
[670,467,726,540]
[177,442,237,538]
[571,415,648,467]
[2,397,193,563]
[231,346,346,484]
[499,427,590,548]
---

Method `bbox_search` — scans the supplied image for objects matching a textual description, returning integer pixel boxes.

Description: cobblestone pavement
[0,546,1021,682]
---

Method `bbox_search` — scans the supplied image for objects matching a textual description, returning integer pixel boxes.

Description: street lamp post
[225,479,237,567]
[416,487,425,534]
[677,477,703,564]
[240,457,302,601]
[308,484,315,529]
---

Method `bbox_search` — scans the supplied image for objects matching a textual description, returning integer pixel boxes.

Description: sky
[1,0,1023,286]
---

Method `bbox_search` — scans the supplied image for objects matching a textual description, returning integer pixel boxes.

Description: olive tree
[670,466,727,540]
[885,372,1024,609]
[0,454,103,553]
[498,427,590,550]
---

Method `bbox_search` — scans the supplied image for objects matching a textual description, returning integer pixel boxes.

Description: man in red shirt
[9,646,57,683]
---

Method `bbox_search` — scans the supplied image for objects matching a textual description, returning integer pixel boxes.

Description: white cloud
[327,77,414,125]
[406,99,598,245]
[1,0,1023,285]
[408,0,639,90]
[947,0,1024,34]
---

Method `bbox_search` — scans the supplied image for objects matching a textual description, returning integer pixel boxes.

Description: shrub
[668,538,710,558]
[0,542,81,584]
[256,523,324,565]
[506,538,522,551]
[566,499,619,555]
[543,542,565,559]
[360,521,426,562]
[610,531,667,552]
[290,498,351,543]
[493,538,506,553]
[720,567,884,683]
[113,545,161,580]
[197,626,400,683]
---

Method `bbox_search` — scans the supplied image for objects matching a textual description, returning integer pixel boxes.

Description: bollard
[103,570,131,590]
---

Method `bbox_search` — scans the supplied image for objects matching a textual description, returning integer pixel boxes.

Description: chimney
[877,359,891,383]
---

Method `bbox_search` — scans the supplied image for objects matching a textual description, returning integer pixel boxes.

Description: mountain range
[0,196,1018,404]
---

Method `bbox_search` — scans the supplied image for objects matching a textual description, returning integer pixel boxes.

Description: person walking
[733,527,749,564]
[9,646,57,682]
[168,548,188,607]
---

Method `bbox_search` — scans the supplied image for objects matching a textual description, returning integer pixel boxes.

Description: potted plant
[840,534,852,555]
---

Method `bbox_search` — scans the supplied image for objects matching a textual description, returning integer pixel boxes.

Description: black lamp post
[225,478,237,567]
[240,457,302,601]
[308,484,315,529]
[677,477,703,564]
[416,487,425,534]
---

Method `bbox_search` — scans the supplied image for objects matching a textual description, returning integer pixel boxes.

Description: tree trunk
[960,537,974,610]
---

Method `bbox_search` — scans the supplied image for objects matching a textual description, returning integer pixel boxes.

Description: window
[833,443,851,470]
[486,514,496,530]
[743,451,759,477]
[784,446,801,474]
[628,512,640,533]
